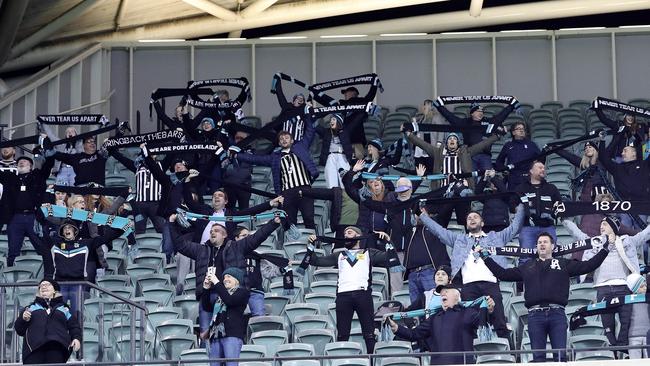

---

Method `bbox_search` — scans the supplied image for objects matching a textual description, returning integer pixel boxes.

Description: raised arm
[407,132,439,157]
[595,109,619,130]
[554,149,582,168]
[169,221,203,259]
[108,149,137,173]
[420,213,460,248]
[567,247,609,276]
[496,203,525,244]
[433,104,465,126]
[597,140,617,174]
[235,150,274,167]
[489,104,515,127]
[271,74,291,110]
[625,221,650,251]
[238,219,280,254]
[483,257,523,282]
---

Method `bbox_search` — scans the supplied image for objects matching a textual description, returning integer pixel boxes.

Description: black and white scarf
[185,78,251,109]
[435,95,516,106]
[145,142,224,156]
[102,130,185,149]
[553,200,650,217]
[37,114,109,126]
[592,96,650,118]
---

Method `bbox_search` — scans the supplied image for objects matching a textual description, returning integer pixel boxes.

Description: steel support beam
[0,0,29,67]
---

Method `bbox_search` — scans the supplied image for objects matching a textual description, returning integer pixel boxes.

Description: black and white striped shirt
[282,116,305,141]
[135,163,163,202]
[0,160,17,174]
[441,150,461,186]
[280,151,311,191]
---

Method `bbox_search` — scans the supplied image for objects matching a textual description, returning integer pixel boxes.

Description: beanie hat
[368,138,384,151]
[58,220,79,240]
[584,141,598,150]
[293,93,305,102]
[602,215,621,236]
[626,273,646,293]
[344,226,363,237]
[330,114,344,129]
[39,277,61,292]
[16,156,34,166]
[201,118,216,129]
[436,265,452,279]
[445,133,460,145]
[341,86,359,95]
[223,267,245,285]
[469,103,483,114]
[591,185,609,201]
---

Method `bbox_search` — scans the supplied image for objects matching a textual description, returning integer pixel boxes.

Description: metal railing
[0,280,148,364]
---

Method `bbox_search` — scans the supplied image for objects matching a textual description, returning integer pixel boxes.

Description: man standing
[563,216,650,349]
[494,122,540,189]
[49,136,108,186]
[515,160,562,261]
[418,204,525,338]
[234,118,319,230]
[387,285,495,365]
[481,232,610,362]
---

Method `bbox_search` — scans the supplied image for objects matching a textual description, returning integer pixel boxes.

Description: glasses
[512,127,525,131]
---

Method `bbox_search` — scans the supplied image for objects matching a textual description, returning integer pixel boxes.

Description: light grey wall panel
[437,39,492,97]
[376,41,433,109]
[195,45,252,117]
[254,44,311,122]
[59,69,71,112]
[109,49,130,126]
[615,34,650,102]
[81,58,91,107]
[36,84,49,116]
[496,38,553,105]
[316,43,373,102]
[134,48,190,132]
[556,36,612,102]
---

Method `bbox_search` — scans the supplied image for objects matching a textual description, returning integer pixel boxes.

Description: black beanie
[603,216,621,236]
[39,278,61,292]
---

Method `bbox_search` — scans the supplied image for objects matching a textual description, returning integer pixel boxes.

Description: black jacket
[435,104,514,155]
[484,248,609,308]
[395,305,482,365]
[53,151,107,186]
[475,176,510,228]
[201,283,250,340]
[514,179,563,227]
[12,157,55,214]
[595,109,644,158]
[316,127,354,167]
[598,140,650,200]
[170,219,280,299]
[403,224,450,276]
[0,170,18,223]
[14,295,81,360]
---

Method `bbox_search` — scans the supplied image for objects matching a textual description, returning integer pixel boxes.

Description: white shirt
[201,210,224,244]
[337,249,371,293]
[461,232,497,284]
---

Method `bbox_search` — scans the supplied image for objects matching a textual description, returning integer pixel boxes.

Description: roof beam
[181,0,240,21]
[240,0,278,17]
[10,0,102,60]
[469,0,484,17]
[114,0,129,31]
[0,0,29,68]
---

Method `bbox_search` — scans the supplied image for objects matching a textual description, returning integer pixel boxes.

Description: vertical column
[89,50,103,115]
[611,33,618,99]
[70,62,82,111]
[47,76,60,114]
[251,44,256,116]
[491,37,498,95]
[551,33,558,101]
[24,90,37,135]
[1,104,13,138]
[312,42,317,84]
[129,47,134,126]
[372,40,377,105]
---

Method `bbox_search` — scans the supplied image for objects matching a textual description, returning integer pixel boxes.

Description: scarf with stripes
[570,294,649,331]
[593,96,650,118]
[103,130,185,149]
[37,114,109,126]
[40,204,134,235]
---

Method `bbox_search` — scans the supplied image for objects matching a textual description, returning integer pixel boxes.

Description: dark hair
[510,121,527,136]
[465,210,483,220]
[536,232,555,244]
[213,188,229,202]
[234,226,249,238]
[528,160,544,170]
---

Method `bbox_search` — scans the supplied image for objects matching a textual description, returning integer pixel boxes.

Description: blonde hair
[580,149,598,170]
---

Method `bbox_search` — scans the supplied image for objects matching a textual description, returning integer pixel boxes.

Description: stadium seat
[284,240,308,260]
[172,295,199,321]
[380,357,420,366]
[13,255,43,276]
[264,294,291,316]
[324,341,363,359]
[97,274,132,289]
[390,289,411,308]
[304,292,336,314]
[310,280,338,294]
[284,303,321,326]
[569,334,609,349]
[574,350,615,361]
[240,344,268,359]
[126,264,159,278]
[275,342,315,359]
[179,348,209,366]
[135,273,171,291]
[473,337,510,352]
[248,315,286,334]
[1,267,35,282]
[283,360,320,366]
[250,330,289,356]
[567,293,594,308]
[313,268,339,282]
[569,319,604,337]
[476,354,516,364]
[147,306,182,328]
[83,335,101,362]
[132,253,167,269]
[159,334,195,359]
[141,285,175,306]
[295,329,335,355]
[331,359,370,366]
[374,341,412,354]
[293,315,330,333]
[240,362,272,366]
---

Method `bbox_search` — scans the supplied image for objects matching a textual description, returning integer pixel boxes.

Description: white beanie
[626,273,646,293]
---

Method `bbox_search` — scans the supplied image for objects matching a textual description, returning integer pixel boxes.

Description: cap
[395,185,412,193]
[470,103,483,114]
[435,284,461,294]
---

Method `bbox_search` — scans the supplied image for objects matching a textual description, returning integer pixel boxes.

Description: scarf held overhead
[435,95,515,105]
[37,114,109,126]
[103,130,185,149]
[592,96,650,118]
[41,204,134,236]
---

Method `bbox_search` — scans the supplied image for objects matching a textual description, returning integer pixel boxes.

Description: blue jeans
[528,308,567,362]
[7,213,42,266]
[162,222,175,262]
[208,336,243,366]
[407,267,436,303]
[55,165,76,186]
[518,226,556,264]
[472,153,493,171]
[60,284,84,318]
[248,291,265,317]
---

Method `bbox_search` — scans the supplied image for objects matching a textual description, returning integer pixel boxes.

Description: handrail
[0,280,148,314]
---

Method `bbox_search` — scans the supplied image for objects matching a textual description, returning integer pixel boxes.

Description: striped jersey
[280,151,311,191]
[135,162,163,202]
[441,150,461,186]
[282,116,305,141]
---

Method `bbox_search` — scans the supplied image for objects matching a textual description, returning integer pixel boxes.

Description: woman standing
[201,267,250,366]
[14,278,81,364]
[316,114,352,188]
